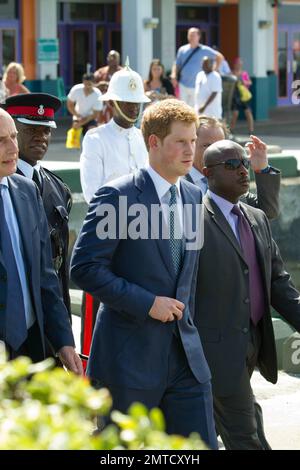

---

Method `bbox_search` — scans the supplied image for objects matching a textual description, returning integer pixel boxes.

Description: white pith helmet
[100,57,150,103]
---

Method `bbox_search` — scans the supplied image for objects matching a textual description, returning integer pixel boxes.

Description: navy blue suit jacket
[0,174,74,359]
[71,168,211,389]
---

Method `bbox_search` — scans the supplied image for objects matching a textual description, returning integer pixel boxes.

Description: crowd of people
[0,30,299,451]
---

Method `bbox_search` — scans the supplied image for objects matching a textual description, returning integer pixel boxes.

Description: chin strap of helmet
[113,100,140,124]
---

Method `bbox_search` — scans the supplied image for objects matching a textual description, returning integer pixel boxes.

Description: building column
[153,0,176,74]
[239,0,275,119]
[121,0,153,79]
[36,0,58,79]
[21,0,36,80]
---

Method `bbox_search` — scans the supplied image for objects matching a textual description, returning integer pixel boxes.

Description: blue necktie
[169,185,183,277]
[0,187,28,350]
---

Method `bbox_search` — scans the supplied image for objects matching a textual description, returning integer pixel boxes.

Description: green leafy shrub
[0,346,207,450]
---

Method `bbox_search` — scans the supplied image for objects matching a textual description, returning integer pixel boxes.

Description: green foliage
[0,347,207,450]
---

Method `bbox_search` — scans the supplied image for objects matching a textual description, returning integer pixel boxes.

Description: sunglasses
[206,158,250,171]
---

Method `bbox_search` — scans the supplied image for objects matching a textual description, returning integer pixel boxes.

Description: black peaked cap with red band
[2,93,61,129]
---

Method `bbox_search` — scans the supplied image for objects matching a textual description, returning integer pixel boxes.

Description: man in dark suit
[186,115,280,220]
[0,107,82,374]
[71,99,217,448]
[3,93,72,319]
[194,139,300,449]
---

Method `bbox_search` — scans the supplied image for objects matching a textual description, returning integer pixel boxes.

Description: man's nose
[239,162,248,175]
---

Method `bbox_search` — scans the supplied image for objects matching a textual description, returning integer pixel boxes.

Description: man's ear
[202,166,211,177]
[148,134,160,150]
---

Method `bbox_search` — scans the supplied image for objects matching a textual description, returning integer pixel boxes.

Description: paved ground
[57,106,300,450]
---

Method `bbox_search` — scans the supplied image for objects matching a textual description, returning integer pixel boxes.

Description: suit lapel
[178,180,198,272]
[240,203,268,280]
[184,173,194,184]
[204,195,247,263]
[8,177,34,270]
[135,169,175,278]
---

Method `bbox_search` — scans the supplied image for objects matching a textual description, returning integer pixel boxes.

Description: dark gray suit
[194,195,300,449]
[186,167,281,220]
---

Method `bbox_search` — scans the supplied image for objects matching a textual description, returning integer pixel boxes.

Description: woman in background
[230,57,254,135]
[144,59,174,101]
[3,62,30,96]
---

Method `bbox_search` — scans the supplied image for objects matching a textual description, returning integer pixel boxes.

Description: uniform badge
[128,78,137,91]
[38,105,45,115]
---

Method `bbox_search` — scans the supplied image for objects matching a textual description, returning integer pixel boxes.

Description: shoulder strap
[177,45,201,76]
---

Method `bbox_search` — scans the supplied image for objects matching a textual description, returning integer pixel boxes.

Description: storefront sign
[37,39,59,63]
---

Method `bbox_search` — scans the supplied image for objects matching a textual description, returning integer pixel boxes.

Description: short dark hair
[82,73,94,82]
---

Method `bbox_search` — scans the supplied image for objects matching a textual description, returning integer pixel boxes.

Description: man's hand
[149,296,185,323]
[171,77,178,89]
[245,135,268,172]
[58,346,84,376]
[73,120,82,129]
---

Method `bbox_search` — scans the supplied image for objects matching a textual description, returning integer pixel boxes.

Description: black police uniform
[3,92,73,322]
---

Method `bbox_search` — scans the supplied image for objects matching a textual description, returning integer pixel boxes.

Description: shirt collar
[110,118,133,136]
[0,176,8,188]
[147,165,181,202]
[189,166,205,184]
[18,159,41,179]
[207,189,236,217]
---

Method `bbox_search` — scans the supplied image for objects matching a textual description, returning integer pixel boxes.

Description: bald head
[188,28,201,47]
[203,140,250,203]
[0,107,14,122]
[107,50,120,66]
[202,56,213,74]
[204,140,246,167]
[0,108,19,179]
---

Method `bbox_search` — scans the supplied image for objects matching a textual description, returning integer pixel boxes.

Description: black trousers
[7,322,44,363]
[7,322,62,367]
[213,322,272,450]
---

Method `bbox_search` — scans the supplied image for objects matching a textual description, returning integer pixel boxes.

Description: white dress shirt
[0,177,35,328]
[147,165,183,233]
[17,159,42,183]
[80,119,148,203]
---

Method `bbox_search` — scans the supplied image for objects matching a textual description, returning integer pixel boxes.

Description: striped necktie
[169,185,183,277]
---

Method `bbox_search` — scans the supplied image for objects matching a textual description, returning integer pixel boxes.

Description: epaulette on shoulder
[42,167,71,193]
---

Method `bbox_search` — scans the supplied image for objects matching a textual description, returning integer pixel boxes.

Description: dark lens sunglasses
[207,158,250,171]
